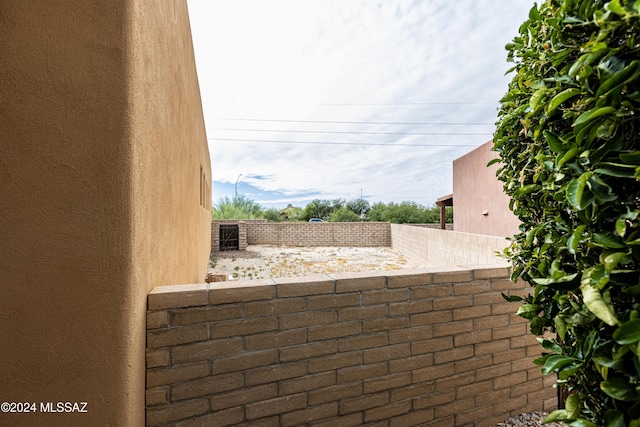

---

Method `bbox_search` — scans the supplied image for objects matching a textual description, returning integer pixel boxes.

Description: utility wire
[208,137,479,147]
[210,101,498,106]
[212,127,490,136]
[211,117,494,126]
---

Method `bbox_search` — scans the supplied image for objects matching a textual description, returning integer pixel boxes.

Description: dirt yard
[208,245,427,280]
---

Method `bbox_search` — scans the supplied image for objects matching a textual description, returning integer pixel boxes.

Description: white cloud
[188,0,533,207]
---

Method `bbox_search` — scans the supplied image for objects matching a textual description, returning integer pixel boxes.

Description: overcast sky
[187,0,534,209]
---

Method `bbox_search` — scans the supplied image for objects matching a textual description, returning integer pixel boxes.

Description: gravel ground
[492,412,567,427]
[209,245,428,280]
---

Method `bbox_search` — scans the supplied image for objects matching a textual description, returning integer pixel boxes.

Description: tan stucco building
[1,1,211,425]
[452,141,520,237]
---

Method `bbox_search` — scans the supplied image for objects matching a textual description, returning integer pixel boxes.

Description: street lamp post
[234,174,242,197]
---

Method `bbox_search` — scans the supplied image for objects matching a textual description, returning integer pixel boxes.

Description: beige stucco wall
[0,1,210,425]
[390,224,509,267]
[453,141,520,237]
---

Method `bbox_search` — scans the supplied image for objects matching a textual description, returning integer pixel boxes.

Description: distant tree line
[212,195,453,224]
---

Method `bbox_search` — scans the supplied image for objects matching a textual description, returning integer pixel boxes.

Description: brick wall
[245,222,392,247]
[391,224,509,267]
[146,267,556,426]
[211,222,457,254]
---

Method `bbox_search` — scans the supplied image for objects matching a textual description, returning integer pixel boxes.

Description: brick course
[146,267,555,426]
[247,222,392,247]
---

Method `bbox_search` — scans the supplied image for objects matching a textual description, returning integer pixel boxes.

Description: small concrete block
[146,348,170,368]
[467,265,511,280]
[386,269,432,288]
[147,311,170,329]
[428,267,473,283]
[330,271,387,293]
[145,387,169,407]
[148,284,208,310]
[209,279,276,304]
[275,276,335,297]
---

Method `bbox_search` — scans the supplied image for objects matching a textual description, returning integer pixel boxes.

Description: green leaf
[613,319,640,344]
[594,233,626,249]
[604,410,626,427]
[530,316,547,335]
[532,273,579,285]
[530,87,547,112]
[565,393,581,419]
[541,338,563,354]
[516,303,542,319]
[616,217,628,237]
[529,4,541,20]
[582,264,608,289]
[533,353,551,366]
[619,151,640,165]
[544,409,572,423]
[567,174,595,210]
[581,282,619,326]
[555,315,568,341]
[568,50,608,79]
[603,252,628,272]
[558,147,580,167]
[588,175,616,202]
[546,88,582,116]
[568,225,587,254]
[487,157,501,167]
[516,184,542,197]
[600,378,639,401]
[591,135,624,163]
[573,106,616,127]
[595,162,637,178]
[502,292,523,302]
[543,130,566,153]
[558,363,582,380]
[541,354,576,374]
[595,60,640,99]
[607,0,628,16]
[569,419,599,427]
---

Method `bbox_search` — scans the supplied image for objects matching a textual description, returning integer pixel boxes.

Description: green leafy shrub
[212,195,263,219]
[493,1,640,425]
[366,201,449,224]
[261,208,284,222]
[328,207,362,222]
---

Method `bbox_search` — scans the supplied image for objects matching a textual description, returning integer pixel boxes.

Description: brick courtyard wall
[146,267,556,426]
[391,224,509,267]
[246,222,392,247]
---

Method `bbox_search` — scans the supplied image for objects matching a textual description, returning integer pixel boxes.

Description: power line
[210,101,498,106]
[212,127,490,136]
[210,117,494,126]
[208,137,479,147]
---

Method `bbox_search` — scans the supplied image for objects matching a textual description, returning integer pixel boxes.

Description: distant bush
[261,208,284,222]
[210,195,451,224]
[211,195,262,220]
[329,207,362,222]
[367,201,451,224]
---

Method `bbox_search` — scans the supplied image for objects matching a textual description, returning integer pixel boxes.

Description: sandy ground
[208,245,427,280]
